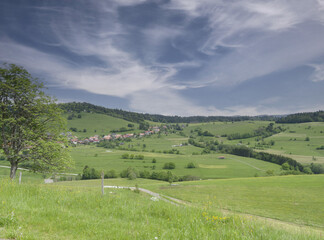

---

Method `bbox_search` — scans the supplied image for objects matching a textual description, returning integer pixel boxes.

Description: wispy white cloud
[1,0,324,116]
[309,63,324,82]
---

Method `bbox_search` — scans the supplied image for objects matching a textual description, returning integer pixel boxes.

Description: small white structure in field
[218,156,225,159]
[44,178,54,184]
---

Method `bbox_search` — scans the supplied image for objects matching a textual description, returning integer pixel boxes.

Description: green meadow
[260,123,324,163]
[144,175,324,230]
[183,121,272,137]
[0,180,322,240]
[1,111,324,239]
[70,145,281,179]
[215,122,324,164]
[65,112,139,138]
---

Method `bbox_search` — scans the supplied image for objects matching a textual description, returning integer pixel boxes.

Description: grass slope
[144,175,324,230]
[183,121,271,136]
[65,113,139,138]
[0,180,322,239]
[71,145,281,179]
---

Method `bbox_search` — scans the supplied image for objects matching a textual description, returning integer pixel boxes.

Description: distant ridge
[276,111,324,123]
[58,102,279,123]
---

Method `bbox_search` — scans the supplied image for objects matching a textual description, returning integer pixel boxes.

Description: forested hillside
[276,111,324,123]
[59,102,278,123]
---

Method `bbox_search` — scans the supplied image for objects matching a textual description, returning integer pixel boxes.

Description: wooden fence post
[19,172,22,184]
[101,171,104,195]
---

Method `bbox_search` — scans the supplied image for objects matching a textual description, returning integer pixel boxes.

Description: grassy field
[64,112,139,138]
[256,122,324,164]
[70,145,281,179]
[1,118,324,239]
[0,180,322,240]
[144,175,324,230]
[183,121,272,137]
[215,122,324,164]
[0,167,45,183]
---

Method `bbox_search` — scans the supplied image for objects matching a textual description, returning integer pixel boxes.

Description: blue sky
[1,0,324,116]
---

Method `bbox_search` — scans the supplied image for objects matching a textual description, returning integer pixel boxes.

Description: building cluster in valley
[69,126,161,145]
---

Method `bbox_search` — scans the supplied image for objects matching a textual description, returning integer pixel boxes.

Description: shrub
[82,165,100,180]
[281,162,290,170]
[135,154,144,160]
[186,162,196,168]
[163,162,176,169]
[152,158,156,163]
[180,175,200,181]
[120,167,138,179]
[280,170,303,176]
[104,169,118,178]
[139,170,151,178]
[121,153,129,159]
[266,169,274,176]
[310,163,324,174]
[303,167,313,174]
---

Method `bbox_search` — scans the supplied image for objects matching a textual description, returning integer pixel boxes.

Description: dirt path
[104,185,183,205]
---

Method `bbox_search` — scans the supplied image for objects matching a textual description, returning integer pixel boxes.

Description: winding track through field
[227,157,264,171]
[104,185,185,206]
[105,185,324,236]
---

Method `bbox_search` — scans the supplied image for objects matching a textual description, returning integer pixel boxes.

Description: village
[69,126,161,145]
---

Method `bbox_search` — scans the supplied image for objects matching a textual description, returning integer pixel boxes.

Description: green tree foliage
[163,162,176,169]
[276,111,324,123]
[59,102,277,124]
[120,167,138,180]
[281,162,290,170]
[82,165,100,179]
[104,169,118,178]
[310,163,324,174]
[220,145,309,173]
[186,162,197,168]
[139,121,149,130]
[0,64,73,179]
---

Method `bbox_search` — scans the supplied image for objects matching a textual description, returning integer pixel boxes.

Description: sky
[1,0,324,116]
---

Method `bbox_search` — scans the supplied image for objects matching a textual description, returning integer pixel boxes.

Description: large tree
[0,64,73,179]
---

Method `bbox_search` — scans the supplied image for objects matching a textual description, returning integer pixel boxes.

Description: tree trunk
[10,161,18,179]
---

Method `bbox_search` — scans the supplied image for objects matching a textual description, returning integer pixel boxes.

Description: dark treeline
[81,165,199,182]
[59,102,278,124]
[219,145,306,172]
[276,111,324,123]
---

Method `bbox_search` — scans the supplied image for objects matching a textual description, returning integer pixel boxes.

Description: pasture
[0,180,322,239]
[183,121,272,137]
[64,112,139,138]
[70,145,281,179]
[145,175,324,230]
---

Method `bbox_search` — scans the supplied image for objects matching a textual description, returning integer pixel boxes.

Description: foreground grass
[0,180,322,239]
[145,175,324,230]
